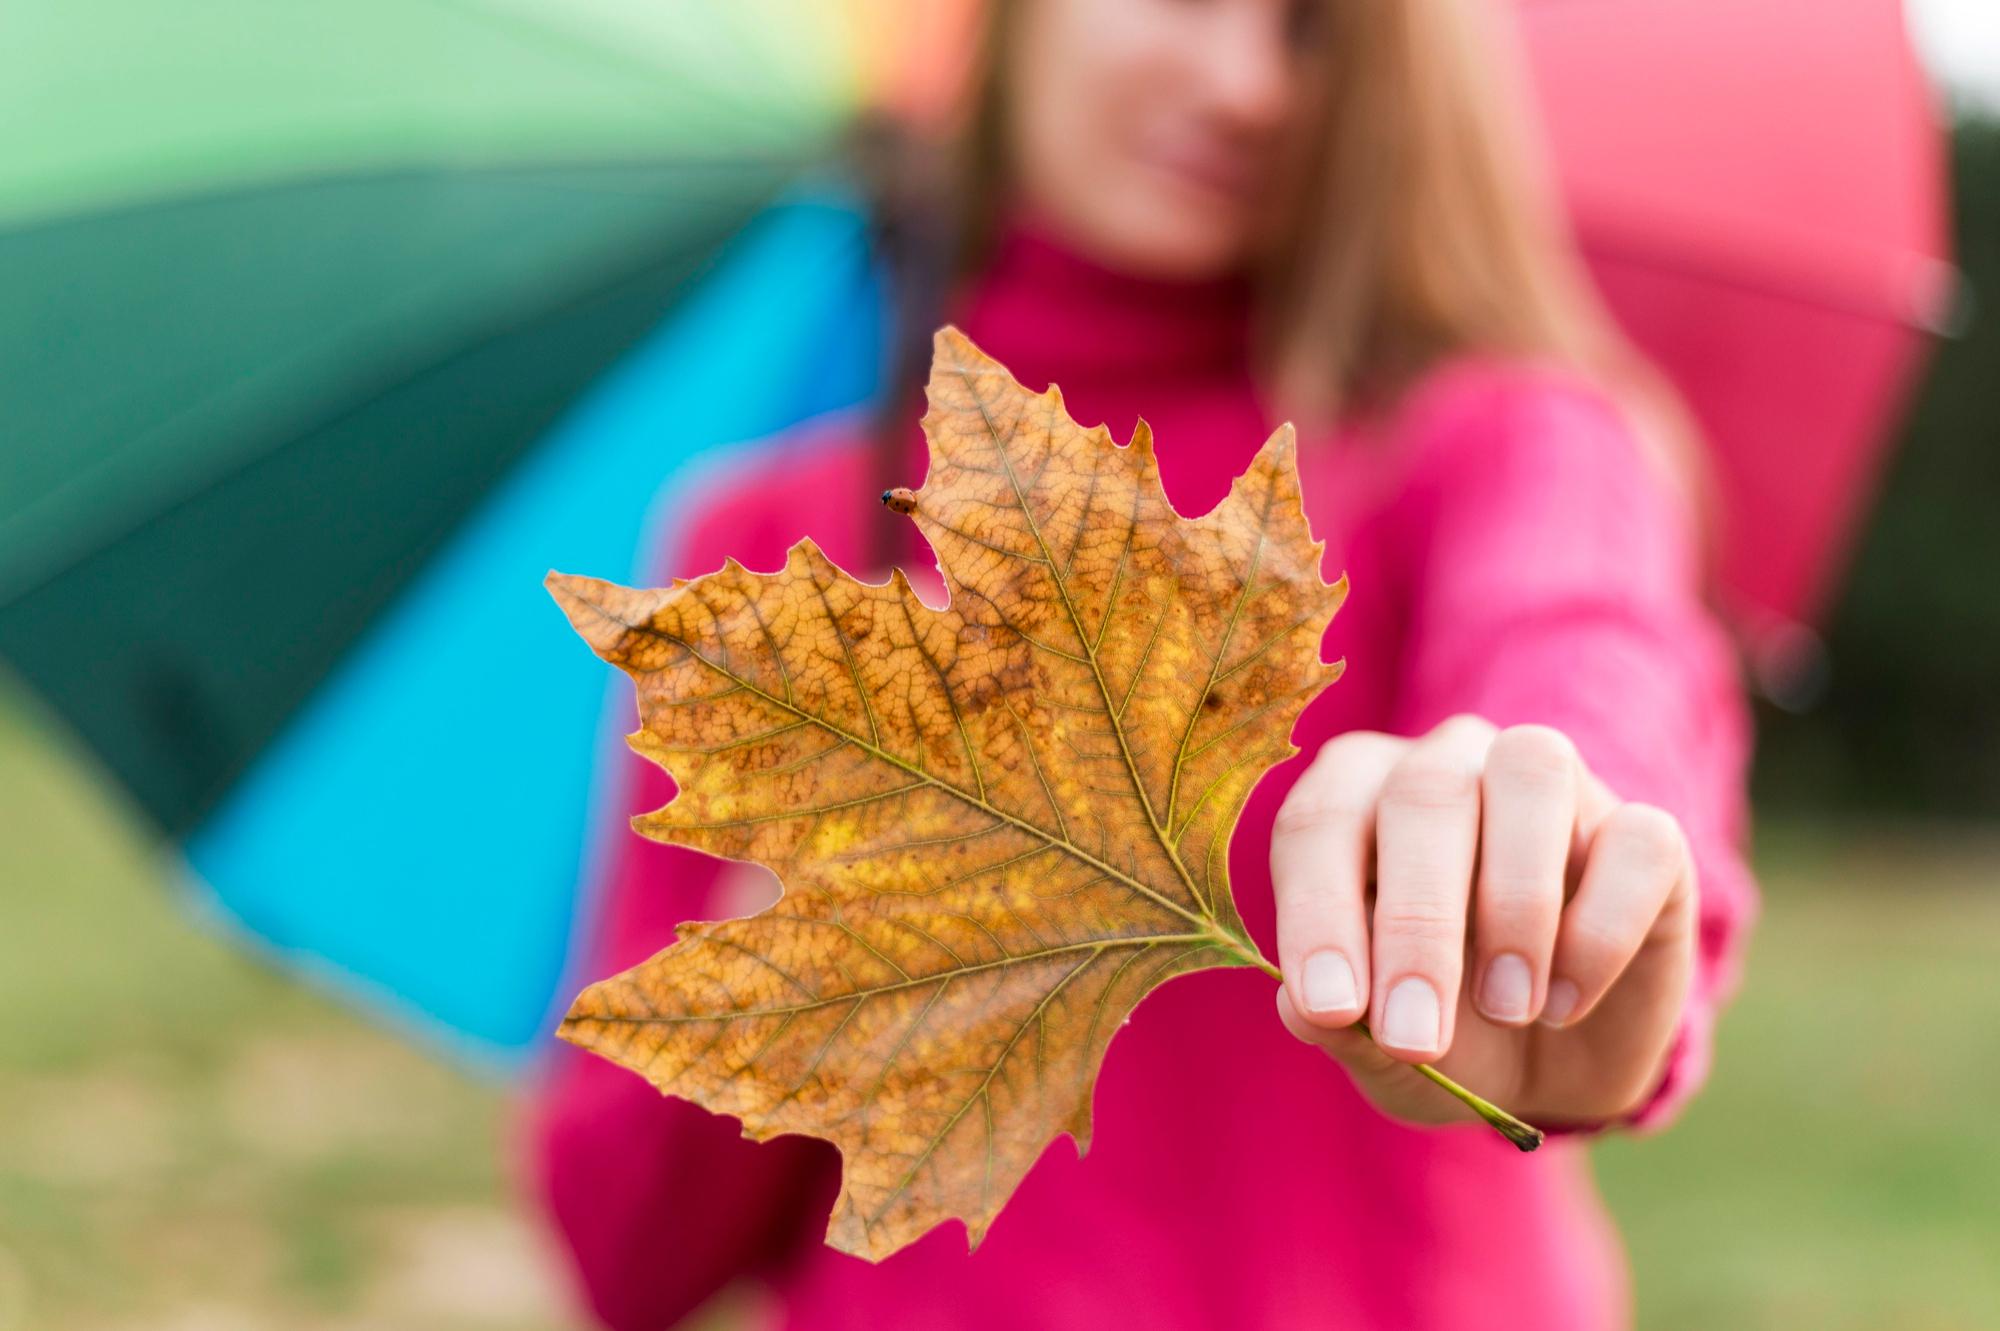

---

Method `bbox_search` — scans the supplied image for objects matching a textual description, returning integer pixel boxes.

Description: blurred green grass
[1595,824,2000,1330]
[1,687,1996,1330]
[0,690,573,1331]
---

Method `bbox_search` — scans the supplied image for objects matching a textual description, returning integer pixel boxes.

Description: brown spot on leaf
[545,326,1357,1261]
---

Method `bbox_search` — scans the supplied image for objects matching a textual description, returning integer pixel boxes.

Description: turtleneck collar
[947,213,1256,393]
[931,211,1274,522]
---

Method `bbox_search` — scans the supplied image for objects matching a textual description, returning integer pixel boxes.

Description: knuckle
[1487,725,1577,789]
[1432,712,1497,744]
[1271,796,1366,840]
[1607,802,1687,874]
[1319,727,1390,755]
[1479,871,1563,922]
[1310,730,1396,774]
[1374,899,1465,944]
[1560,913,1627,966]
[1381,757,1479,812]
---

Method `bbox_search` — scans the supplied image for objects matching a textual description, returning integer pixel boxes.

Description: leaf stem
[1230,936,1544,1152]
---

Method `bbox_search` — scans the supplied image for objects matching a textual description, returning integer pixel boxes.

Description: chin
[1113,180,1258,279]
[1093,216,1250,281]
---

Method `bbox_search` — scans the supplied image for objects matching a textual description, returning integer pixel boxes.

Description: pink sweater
[527,226,1757,1330]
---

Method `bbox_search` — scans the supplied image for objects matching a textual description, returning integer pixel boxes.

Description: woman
[530,0,1756,1326]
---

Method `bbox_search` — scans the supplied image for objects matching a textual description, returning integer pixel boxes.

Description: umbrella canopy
[179,197,888,1059]
[2,0,1948,1062]
[1517,0,1953,687]
[0,0,886,836]
[0,0,912,1058]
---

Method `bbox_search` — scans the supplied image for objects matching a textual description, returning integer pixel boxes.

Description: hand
[1270,715,1697,1130]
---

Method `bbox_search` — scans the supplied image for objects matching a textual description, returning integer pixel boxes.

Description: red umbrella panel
[1517,0,1954,692]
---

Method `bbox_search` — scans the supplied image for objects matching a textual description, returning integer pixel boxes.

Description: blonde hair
[1263,0,1616,420]
[869,0,1703,508]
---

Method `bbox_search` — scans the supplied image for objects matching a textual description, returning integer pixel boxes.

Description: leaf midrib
[582,592,1238,952]
[957,366,1258,936]
[569,932,1218,1026]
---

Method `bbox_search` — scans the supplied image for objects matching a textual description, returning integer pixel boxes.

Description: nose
[1197,0,1299,132]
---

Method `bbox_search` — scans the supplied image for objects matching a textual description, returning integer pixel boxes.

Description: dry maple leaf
[547,327,1535,1263]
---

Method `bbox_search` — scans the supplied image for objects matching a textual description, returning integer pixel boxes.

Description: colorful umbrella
[0,0,908,1059]
[1,0,1948,1064]
[0,0,890,838]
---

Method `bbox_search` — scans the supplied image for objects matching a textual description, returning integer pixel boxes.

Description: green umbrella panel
[1,0,865,833]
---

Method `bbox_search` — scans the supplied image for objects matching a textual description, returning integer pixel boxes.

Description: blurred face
[1004,0,1327,279]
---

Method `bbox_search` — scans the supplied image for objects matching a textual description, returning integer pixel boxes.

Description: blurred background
[3,1,1997,1327]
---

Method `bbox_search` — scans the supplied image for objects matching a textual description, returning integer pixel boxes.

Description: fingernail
[1541,979,1580,1028]
[1480,953,1533,1023]
[1301,951,1359,1014]
[1381,977,1441,1053]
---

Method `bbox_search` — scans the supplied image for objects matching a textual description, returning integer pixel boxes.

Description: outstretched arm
[1273,366,1757,1132]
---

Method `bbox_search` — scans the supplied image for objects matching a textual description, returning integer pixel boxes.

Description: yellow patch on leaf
[547,327,1347,1260]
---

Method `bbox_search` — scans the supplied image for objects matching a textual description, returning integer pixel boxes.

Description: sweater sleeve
[1382,363,1759,1131]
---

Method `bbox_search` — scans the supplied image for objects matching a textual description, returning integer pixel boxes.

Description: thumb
[1276,985,1403,1079]
[1276,986,1500,1132]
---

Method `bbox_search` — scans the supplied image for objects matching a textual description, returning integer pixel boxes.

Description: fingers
[1369,715,1495,1061]
[1270,731,1402,1028]
[1470,726,1579,1027]
[1543,802,1692,1028]
[1273,714,1693,1089]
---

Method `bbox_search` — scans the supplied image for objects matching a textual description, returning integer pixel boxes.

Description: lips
[1138,132,1264,205]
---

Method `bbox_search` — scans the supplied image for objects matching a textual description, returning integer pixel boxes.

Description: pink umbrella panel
[1518,0,1953,692]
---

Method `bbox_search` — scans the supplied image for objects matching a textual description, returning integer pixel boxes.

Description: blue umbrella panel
[181,194,886,1064]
